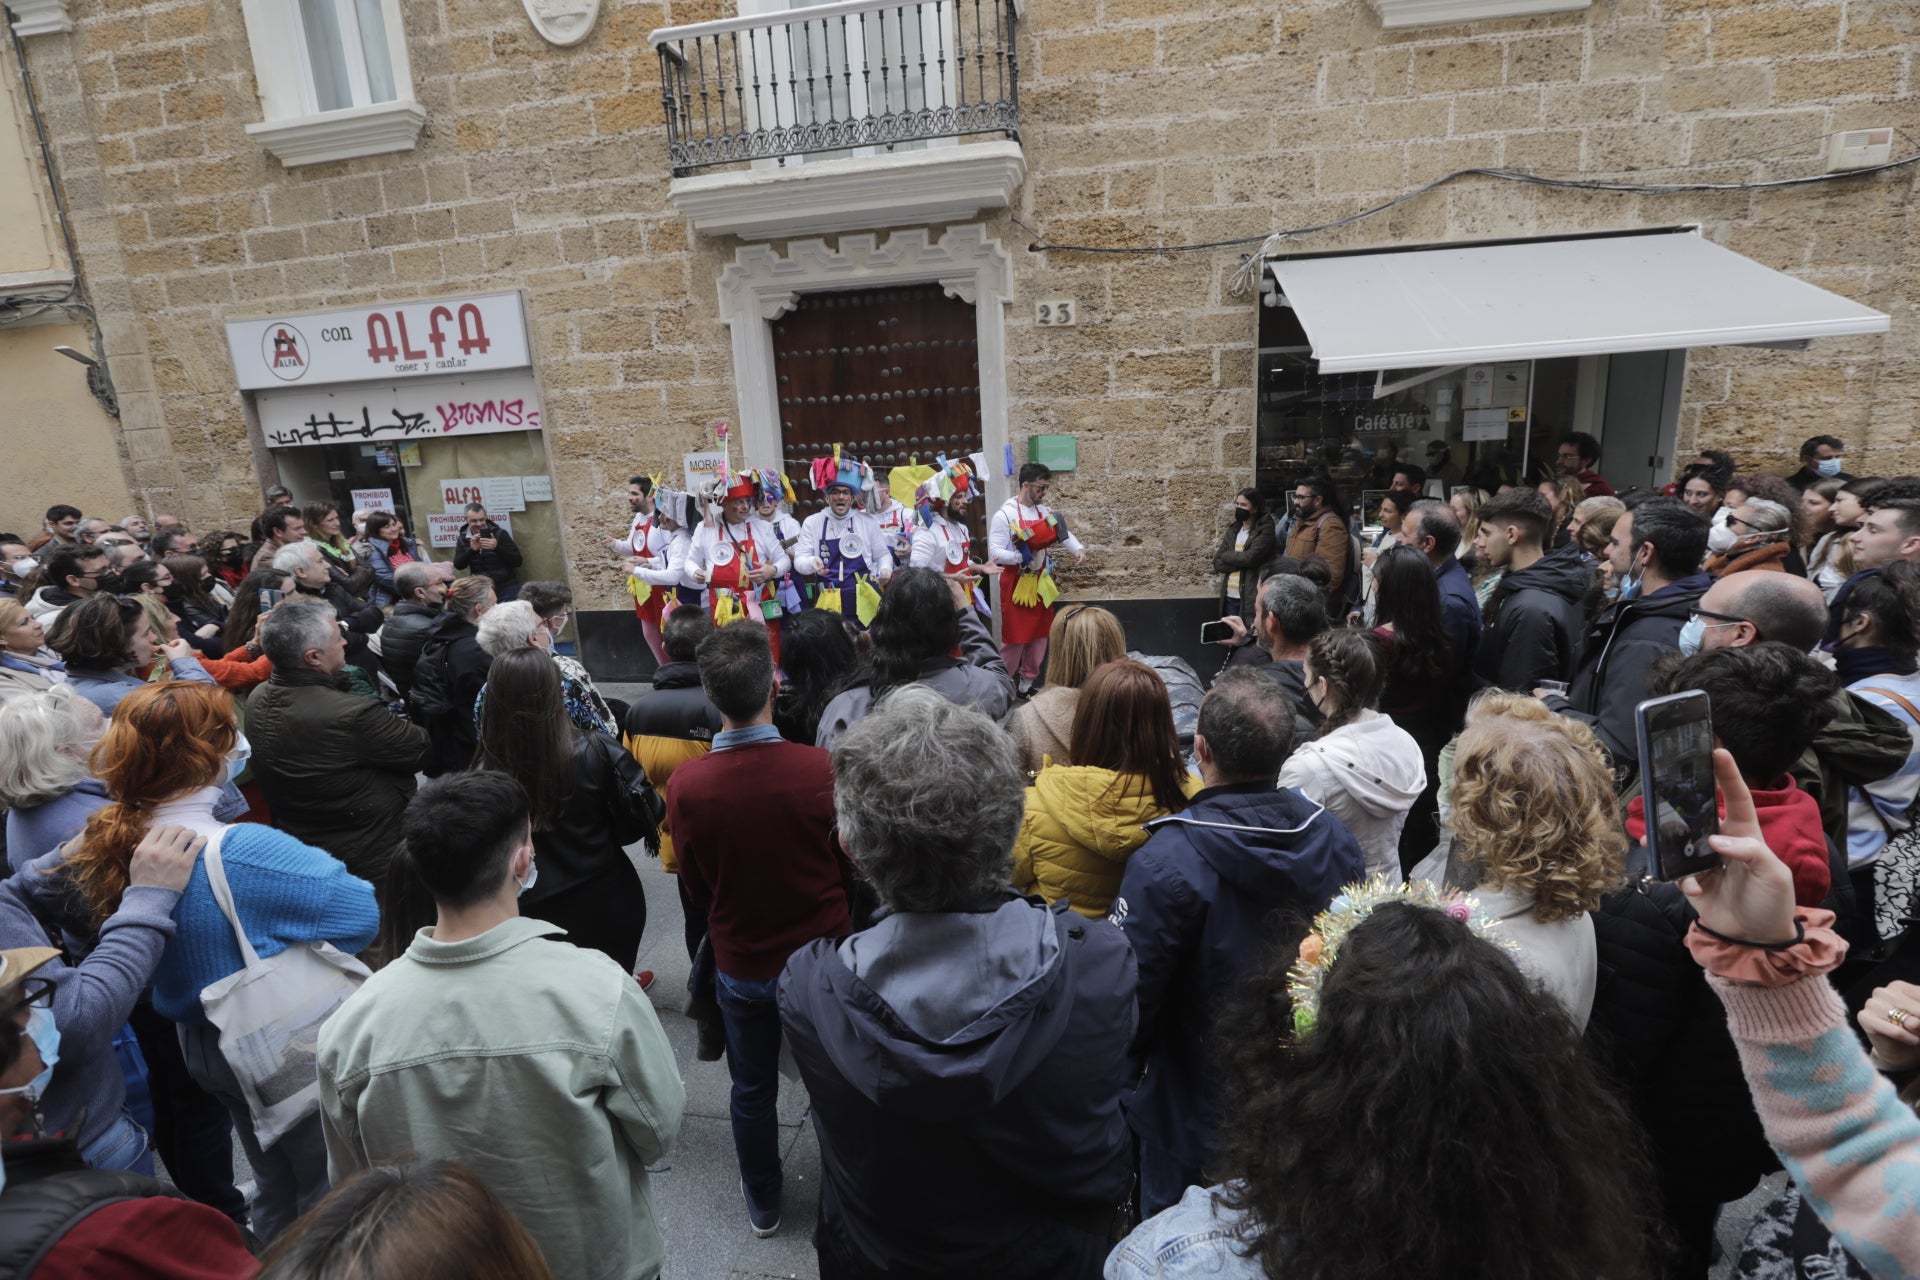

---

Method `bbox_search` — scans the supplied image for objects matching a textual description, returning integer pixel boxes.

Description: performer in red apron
[690,471,790,664]
[988,463,1087,690]
[617,475,672,666]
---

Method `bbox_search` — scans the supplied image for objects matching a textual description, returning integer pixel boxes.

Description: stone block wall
[17,0,1919,609]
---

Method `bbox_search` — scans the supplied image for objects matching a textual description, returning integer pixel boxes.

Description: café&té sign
[225,291,532,392]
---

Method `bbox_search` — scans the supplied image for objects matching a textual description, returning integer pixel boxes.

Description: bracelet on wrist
[1693,919,1805,951]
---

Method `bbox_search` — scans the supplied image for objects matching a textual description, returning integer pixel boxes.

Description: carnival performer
[687,469,791,660]
[795,452,894,628]
[910,458,986,582]
[615,474,672,665]
[989,462,1086,690]
[755,483,806,616]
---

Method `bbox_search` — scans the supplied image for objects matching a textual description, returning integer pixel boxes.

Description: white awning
[1266,229,1890,374]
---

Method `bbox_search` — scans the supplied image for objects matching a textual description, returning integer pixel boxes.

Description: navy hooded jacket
[779,891,1135,1278]
[1108,782,1365,1171]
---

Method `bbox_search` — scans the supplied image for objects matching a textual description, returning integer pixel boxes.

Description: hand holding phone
[258,587,285,614]
[1635,691,1720,881]
[1200,619,1237,645]
[1676,746,1800,944]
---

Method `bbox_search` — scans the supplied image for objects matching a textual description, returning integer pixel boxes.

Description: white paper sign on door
[427,511,513,548]
[350,488,395,514]
[1462,407,1508,442]
[522,475,554,503]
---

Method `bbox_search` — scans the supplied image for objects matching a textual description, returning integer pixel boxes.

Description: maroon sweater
[667,738,853,980]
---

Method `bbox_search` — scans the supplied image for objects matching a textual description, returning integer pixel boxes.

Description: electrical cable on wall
[1011,139,1920,299]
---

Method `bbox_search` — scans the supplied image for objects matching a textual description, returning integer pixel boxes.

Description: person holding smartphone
[453,503,523,603]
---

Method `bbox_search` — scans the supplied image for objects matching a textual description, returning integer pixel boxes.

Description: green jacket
[318,917,686,1280]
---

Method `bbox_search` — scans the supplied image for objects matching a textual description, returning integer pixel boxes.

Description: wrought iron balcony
[650,0,1021,178]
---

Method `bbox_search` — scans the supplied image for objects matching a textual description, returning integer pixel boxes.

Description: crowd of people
[0,431,1917,1280]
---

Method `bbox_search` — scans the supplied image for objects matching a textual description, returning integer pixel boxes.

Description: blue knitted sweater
[152,823,379,1024]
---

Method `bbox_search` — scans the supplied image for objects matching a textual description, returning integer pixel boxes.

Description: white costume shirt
[988,498,1085,568]
[875,499,916,562]
[687,517,791,582]
[795,509,894,583]
[910,513,974,572]
[626,511,680,588]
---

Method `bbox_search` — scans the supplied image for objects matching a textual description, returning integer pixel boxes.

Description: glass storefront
[1255,295,1592,514]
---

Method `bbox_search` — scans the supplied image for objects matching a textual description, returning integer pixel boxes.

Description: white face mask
[1706,523,1739,555]
[515,854,538,896]
[9,558,35,578]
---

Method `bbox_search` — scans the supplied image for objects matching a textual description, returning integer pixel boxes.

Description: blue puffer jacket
[1109,782,1364,1173]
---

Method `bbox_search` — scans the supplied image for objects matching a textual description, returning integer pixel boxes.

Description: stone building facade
[9,0,1916,669]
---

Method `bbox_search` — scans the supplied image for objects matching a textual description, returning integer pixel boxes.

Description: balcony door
[738,0,958,167]
[771,283,984,546]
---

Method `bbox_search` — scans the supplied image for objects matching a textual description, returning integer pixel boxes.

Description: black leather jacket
[376,601,440,697]
[521,731,657,902]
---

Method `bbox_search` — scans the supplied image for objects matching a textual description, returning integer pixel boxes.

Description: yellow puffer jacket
[1012,764,1200,918]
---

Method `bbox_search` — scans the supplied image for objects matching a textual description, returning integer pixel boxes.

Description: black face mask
[1232,507,1252,523]
[96,572,126,595]
[221,547,245,567]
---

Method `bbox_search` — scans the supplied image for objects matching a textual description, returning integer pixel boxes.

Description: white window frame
[1368,0,1589,27]
[238,0,425,168]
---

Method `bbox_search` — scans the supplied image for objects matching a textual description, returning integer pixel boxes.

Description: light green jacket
[317,917,686,1280]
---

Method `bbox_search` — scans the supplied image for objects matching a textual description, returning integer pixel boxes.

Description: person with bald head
[1684,569,1911,876]
[1687,571,1829,656]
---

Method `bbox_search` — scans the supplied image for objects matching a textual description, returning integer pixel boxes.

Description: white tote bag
[198,829,370,1148]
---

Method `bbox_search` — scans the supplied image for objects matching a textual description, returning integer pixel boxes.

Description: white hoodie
[1277,709,1427,882]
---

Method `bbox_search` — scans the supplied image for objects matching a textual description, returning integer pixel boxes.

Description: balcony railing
[650,0,1020,177]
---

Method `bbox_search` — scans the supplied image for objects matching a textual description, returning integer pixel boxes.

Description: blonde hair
[1572,498,1625,556]
[1449,692,1625,924]
[1042,605,1126,691]
[0,598,29,643]
[448,575,497,622]
[134,593,178,644]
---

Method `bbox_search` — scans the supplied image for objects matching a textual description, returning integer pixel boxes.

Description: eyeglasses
[1688,609,1748,627]
[7,978,53,1012]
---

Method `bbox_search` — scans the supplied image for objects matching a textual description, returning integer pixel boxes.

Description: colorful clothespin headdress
[810,446,871,496]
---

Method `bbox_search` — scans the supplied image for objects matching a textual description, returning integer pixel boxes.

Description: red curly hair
[68,681,235,923]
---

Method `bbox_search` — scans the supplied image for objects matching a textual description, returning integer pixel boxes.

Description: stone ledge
[1370,0,1590,28]
[8,0,71,37]
[667,141,1027,241]
[245,100,428,169]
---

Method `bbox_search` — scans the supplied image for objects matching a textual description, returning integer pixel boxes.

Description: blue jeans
[715,970,783,1202]
[82,1110,155,1175]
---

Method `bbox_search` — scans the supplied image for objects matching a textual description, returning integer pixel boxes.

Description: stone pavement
[629,856,826,1280]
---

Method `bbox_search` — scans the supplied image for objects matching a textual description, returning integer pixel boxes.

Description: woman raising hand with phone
[1681,747,1920,1279]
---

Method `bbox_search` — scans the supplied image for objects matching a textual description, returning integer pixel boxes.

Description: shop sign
[255,372,543,448]
[226,292,532,391]
[441,476,526,514]
[426,511,513,549]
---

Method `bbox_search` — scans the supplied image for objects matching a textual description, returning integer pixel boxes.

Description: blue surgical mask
[1816,456,1844,477]
[1677,615,1706,656]
[225,733,252,782]
[1618,568,1642,602]
[0,1007,61,1106]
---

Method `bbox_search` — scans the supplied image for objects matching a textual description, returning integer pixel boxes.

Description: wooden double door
[771,284,986,548]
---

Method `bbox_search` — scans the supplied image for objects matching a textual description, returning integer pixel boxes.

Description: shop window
[1255,298,1588,517]
[239,0,425,168]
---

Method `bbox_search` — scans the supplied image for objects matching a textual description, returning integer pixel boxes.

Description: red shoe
[636,970,656,991]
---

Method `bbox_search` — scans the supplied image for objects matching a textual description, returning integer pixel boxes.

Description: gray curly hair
[830,685,1022,912]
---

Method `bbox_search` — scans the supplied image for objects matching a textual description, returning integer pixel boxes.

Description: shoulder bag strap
[1859,686,1920,726]
[200,829,262,969]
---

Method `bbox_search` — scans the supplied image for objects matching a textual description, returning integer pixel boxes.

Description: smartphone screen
[1635,691,1719,880]
[1200,620,1235,644]
[258,588,285,613]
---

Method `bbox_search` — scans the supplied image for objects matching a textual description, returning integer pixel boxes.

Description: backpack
[407,635,455,720]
